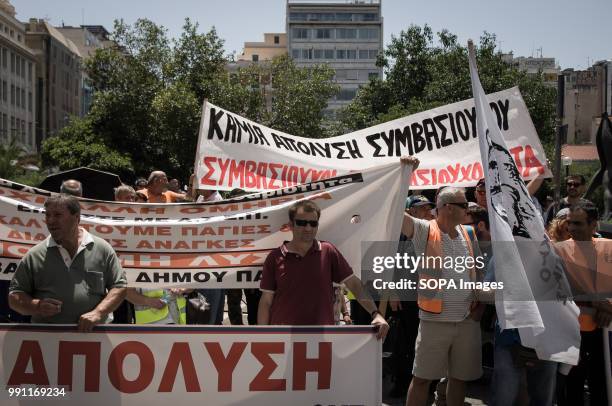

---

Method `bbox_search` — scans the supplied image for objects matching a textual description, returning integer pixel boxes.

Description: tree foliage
[339,25,556,152]
[42,19,338,181]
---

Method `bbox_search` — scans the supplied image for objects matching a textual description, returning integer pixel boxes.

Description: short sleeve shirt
[9,231,127,323]
[260,240,353,325]
[412,218,476,322]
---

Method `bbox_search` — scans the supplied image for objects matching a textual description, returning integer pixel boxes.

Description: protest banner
[195,87,551,192]
[468,41,580,365]
[0,162,409,288]
[0,324,381,405]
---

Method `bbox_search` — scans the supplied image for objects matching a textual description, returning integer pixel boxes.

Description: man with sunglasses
[545,175,592,225]
[257,199,390,340]
[402,187,483,406]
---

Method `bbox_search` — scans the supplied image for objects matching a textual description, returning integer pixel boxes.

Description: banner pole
[553,75,565,211]
[193,98,208,188]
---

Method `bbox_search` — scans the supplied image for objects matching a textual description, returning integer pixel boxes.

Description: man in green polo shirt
[8,195,127,332]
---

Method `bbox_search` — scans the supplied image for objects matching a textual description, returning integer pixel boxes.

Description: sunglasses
[294,219,319,227]
[446,202,469,209]
[566,182,582,187]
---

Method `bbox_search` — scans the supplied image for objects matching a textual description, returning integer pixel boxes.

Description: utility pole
[553,75,568,211]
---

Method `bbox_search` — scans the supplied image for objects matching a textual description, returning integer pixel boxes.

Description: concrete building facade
[563,60,612,144]
[238,33,287,62]
[502,52,560,86]
[24,19,82,149]
[286,0,383,116]
[57,25,110,115]
[0,0,37,152]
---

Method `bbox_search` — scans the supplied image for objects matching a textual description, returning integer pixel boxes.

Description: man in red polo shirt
[258,199,390,340]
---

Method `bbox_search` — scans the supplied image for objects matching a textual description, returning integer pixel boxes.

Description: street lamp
[561,155,572,177]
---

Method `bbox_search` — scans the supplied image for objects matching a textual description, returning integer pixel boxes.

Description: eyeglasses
[566,182,582,188]
[294,219,319,227]
[446,202,469,209]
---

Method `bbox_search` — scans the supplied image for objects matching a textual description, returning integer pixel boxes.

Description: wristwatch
[371,310,382,319]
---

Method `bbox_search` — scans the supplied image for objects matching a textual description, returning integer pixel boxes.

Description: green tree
[0,138,23,179]
[44,18,339,181]
[265,55,339,138]
[340,26,556,154]
[41,118,133,177]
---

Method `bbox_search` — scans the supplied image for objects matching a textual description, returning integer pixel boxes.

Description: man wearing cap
[407,195,435,220]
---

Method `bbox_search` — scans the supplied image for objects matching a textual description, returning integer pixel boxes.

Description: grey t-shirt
[10,235,127,323]
[412,218,477,322]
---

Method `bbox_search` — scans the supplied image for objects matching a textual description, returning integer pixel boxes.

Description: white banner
[0,162,409,288]
[0,325,382,405]
[195,87,550,191]
[468,42,580,365]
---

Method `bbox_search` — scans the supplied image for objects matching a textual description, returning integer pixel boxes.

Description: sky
[10,0,612,70]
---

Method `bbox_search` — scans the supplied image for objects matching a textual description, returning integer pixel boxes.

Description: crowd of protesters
[1,160,611,406]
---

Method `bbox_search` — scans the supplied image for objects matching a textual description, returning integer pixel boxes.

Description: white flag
[467,41,580,364]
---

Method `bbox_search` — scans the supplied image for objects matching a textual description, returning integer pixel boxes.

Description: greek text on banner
[195,87,550,191]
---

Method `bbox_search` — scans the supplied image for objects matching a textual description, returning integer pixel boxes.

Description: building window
[10,52,15,73]
[335,13,352,21]
[1,81,6,102]
[368,71,379,80]
[21,89,25,110]
[346,50,357,60]
[289,13,307,21]
[252,54,259,62]
[359,49,378,60]
[358,28,379,40]
[337,88,357,100]
[314,49,334,60]
[292,28,309,40]
[21,58,25,78]
[346,70,359,80]
[10,85,15,105]
[1,48,6,68]
[28,62,32,81]
[315,29,332,39]
[28,91,32,112]
[274,35,280,44]
[336,28,357,39]
[28,122,33,146]
[291,49,299,59]
[1,114,7,140]
[301,49,313,60]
